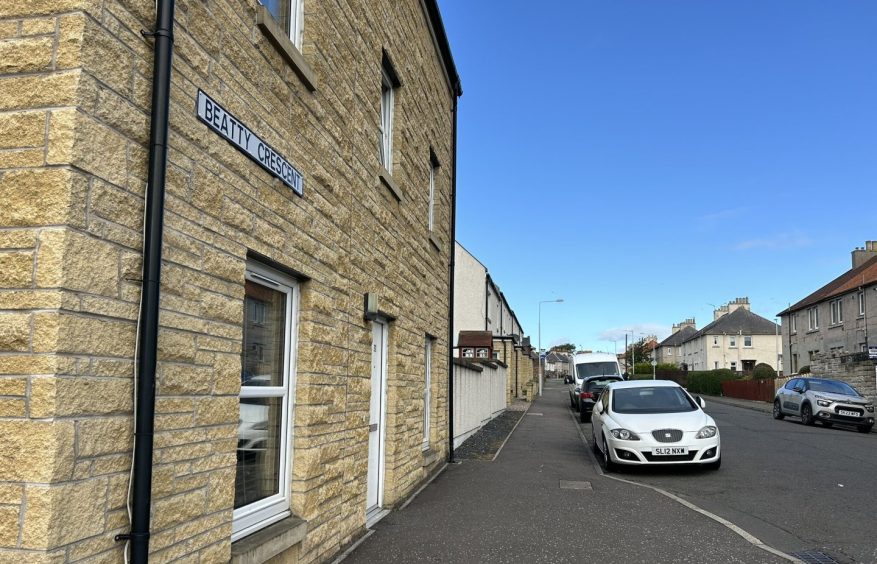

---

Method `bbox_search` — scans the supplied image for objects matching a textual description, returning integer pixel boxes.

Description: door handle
[369,423,378,432]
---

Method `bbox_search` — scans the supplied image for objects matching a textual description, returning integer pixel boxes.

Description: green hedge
[685,369,739,395]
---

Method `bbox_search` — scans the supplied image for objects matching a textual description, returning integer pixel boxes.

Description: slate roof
[657,326,697,348]
[689,308,778,340]
[777,255,877,316]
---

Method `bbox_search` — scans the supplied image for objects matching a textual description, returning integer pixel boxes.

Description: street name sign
[196,90,303,196]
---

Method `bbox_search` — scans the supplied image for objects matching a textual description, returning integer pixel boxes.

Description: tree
[550,343,576,353]
[624,339,653,374]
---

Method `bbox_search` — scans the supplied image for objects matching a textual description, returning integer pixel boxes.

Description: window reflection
[235,397,282,509]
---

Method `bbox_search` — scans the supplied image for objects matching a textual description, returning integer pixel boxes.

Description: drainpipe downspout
[447,90,459,464]
[121,1,175,561]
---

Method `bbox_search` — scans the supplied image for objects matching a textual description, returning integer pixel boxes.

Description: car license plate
[838,409,858,417]
[653,447,687,456]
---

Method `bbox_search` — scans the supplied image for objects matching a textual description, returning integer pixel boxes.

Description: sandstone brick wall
[812,352,876,405]
[0,0,455,562]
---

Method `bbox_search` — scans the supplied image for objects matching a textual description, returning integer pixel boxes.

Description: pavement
[702,394,773,414]
[340,379,787,563]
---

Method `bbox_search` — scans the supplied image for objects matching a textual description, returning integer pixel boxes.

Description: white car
[591,380,721,471]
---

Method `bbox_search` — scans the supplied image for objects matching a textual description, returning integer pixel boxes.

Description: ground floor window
[234,261,299,540]
[423,336,433,450]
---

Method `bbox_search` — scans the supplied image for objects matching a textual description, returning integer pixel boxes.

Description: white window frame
[791,314,797,334]
[427,154,438,232]
[379,68,395,173]
[713,336,718,346]
[261,0,304,48]
[830,299,843,325]
[729,335,737,348]
[730,361,737,371]
[808,307,819,330]
[422,337,433,450]
[743,335,752,347]
[859,291,865,316]
[289,0,303,48]
[233,262,299,541]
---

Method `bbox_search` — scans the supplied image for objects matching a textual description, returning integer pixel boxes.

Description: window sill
[231,516,308,564]
[422,447,439,467]
[828,323,844,329]
[256,6,317,92]
[379,168,404,203]
[428,233,442,253]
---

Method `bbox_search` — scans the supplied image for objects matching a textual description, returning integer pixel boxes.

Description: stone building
[0,0,460,563]
[778,242,877,374]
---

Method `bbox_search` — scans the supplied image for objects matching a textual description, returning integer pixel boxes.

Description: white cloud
[598,324,672,343]
[696,207,748,230]
[734,231,813,251]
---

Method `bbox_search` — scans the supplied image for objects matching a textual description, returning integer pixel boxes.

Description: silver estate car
[773,377,874,433]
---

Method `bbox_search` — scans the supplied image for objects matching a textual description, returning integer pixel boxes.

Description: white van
[568,352,623,408]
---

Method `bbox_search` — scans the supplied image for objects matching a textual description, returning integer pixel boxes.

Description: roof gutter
[422,0,462,97]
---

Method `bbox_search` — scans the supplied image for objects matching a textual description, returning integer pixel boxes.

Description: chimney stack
[852,241,877,269]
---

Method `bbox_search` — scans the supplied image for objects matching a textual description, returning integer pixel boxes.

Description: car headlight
[696,426,717,439]
[609,429,640,441]
[816,400,831,407]
[866,404,874,413]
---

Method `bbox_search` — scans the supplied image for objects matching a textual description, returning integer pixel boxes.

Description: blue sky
[441,0,877,353]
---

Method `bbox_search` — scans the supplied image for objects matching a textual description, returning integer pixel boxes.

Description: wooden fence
[721,378,777,402]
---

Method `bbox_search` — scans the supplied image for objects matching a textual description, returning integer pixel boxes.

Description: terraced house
[0,0,460,562]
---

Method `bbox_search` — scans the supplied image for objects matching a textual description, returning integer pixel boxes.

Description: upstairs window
[858,291,865,316]
[379,53,400,173]
[262,0,303,48]
[808,307,819,330]
[830,299,843,325]
[428,150,440,232]
[729,335,737,347]
[744,335,752,347]
[790,314,797,334]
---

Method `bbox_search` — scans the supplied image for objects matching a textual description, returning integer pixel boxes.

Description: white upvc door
[366,320,388,518]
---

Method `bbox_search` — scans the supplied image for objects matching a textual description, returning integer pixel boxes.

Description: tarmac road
[578,395,877,564]
[341,379,788,563]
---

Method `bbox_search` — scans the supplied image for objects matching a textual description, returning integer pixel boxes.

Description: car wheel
[858,423,873,434]
[772,400,784,420]
[704,456,721,471]
[570,394,575,409]
[602,436,618,472]
[800,403,814,426]
[579,403,588,423]
[591,428,600,454]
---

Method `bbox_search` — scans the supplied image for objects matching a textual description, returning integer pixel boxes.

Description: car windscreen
[586,377,621,392]
[576,362,619,379]
[612,386,697,414]
[808,379,861,396]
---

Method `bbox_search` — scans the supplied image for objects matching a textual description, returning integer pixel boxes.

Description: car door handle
[369,423,378,432]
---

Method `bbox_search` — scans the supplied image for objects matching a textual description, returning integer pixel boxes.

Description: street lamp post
[538,298,563,396]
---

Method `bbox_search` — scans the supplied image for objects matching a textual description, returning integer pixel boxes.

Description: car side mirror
[594,403,604,414]
[697,396,706,409]
[793,386,804,394]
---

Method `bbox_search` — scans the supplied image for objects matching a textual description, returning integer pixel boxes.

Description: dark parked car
[573,375,623,422]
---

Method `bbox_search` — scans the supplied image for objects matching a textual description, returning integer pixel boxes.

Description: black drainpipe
[117,1,175,562]
[447,91,459,464]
